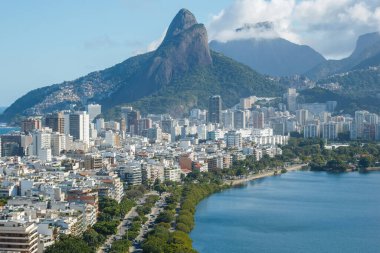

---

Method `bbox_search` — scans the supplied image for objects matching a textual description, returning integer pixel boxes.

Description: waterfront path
[226,164,307,186]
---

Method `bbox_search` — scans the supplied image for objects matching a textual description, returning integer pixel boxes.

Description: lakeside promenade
[227,164,307,186]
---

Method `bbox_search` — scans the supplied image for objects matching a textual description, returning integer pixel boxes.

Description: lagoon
[191,171,380,253]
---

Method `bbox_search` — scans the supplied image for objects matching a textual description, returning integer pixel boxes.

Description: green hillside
[128,51,284,115]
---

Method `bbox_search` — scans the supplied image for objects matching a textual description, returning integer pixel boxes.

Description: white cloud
[207,0,380,59]
[146,29,167,52]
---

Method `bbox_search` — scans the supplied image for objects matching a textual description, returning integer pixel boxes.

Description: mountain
[209,37,326,77]
[316,67,380,98]
[306,32,380,79]
[298,87,380,115]
[1,9,283,121]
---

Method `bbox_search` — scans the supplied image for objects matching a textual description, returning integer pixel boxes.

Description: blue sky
[1,0,379,106]
[0,0,231,106]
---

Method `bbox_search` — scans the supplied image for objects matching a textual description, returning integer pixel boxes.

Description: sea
[191,171,380,253]
[0,127,20,135]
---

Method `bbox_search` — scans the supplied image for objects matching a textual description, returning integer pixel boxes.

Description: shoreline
[190,167,380,253]
[226,164,307,186]
[364,167,380,172]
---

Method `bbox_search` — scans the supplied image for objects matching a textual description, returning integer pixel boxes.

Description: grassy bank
[142,182,227,253]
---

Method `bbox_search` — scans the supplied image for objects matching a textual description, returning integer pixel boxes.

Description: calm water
[0,127,20,135]
[191,171,380,253]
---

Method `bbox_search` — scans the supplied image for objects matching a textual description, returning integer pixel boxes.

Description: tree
[359,156,372,168]
[176,223,191,233]
[109,239,130,253]
[93,221,118,236]
[82,229,105,250]
[156,211,174,224]
[45,236,92,253]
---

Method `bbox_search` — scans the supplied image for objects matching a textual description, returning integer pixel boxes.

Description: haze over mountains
[210,38,326,77]
[1,9,282,121]
[305,32,380,79]
[210,24,380,79]
[2,8,380,122]
[209,22,326,77]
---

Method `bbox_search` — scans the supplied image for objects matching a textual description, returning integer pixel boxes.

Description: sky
[1,0,380,106]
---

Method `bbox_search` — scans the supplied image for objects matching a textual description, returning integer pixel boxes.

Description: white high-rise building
[96,118,105,132]
[252,111,265,129]
[234,110,246,129]
[296,109,309,126]
[376,124,380,141]
[367,113,379,124]
[304,124,320,138]
[222,110,234,129]
[51,132,66,156]
[86,104,102,122]
[286,88,298,112]
[164,167,181,182]
[0,220,39,253]
[196,124,207,140]
[31,128,52,162]
[64,112,71,135]
[69,111,90,145]
[354,111,368,139]
[147,126,162,143]
[225,130,242,149]
[105,130,117,147]
[322,122,338,140]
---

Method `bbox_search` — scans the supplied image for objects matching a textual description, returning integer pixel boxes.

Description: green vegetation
[0,198,9,207]
[299,87,380,115]
[109,239,130,253]
[45,196,135,253]
[130,51,284,115]
[120,194,160,244]
[280,138,380,172]
[45,235,93,253]
[82,229,106,252]
[317,68,380,98]
[2,42,284,122]
[142,181,225,253]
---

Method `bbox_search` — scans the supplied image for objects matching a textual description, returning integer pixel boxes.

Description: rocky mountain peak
[165,8,198,39]
[350,32,380,59]
[148,9,212,85]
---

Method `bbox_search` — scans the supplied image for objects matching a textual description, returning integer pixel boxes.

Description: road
[129,193,169,252]
[97,206,138,253]
[97,191,169,253]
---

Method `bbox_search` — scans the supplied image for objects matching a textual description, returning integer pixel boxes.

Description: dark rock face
[111,9,213,104]
[148,9,212,85]
[165,9,198,39]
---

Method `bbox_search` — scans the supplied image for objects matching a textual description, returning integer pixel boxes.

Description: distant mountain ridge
[209,37,326,77]
[1,9,283,121]
[305,32,380,79]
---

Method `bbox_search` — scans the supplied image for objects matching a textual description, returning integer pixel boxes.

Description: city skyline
[0,2,380,252]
